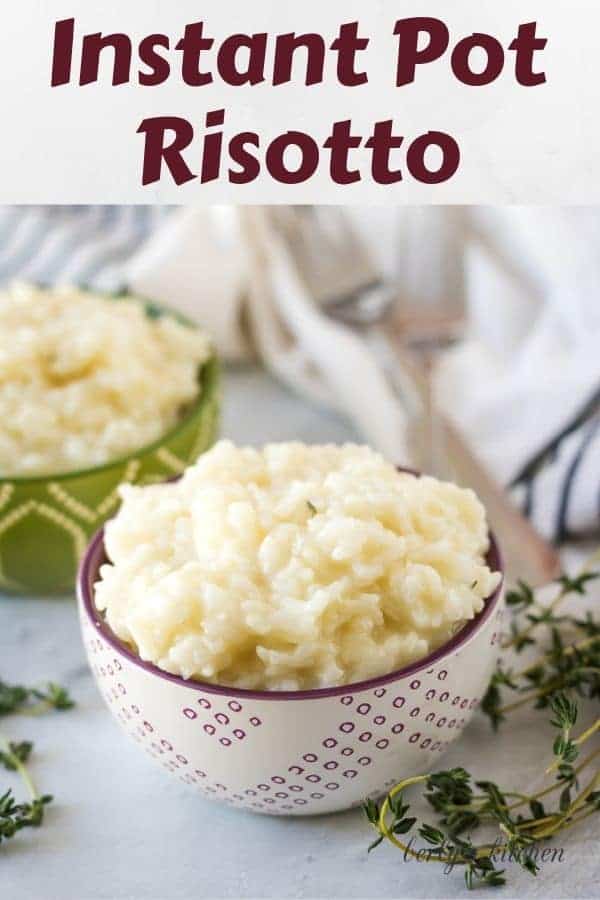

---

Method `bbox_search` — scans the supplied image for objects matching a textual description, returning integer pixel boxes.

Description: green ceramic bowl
[0,328,220,596]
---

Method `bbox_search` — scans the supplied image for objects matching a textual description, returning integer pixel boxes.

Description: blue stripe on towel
[33,207,114,286]
[78,207,152,287]
[510,384,600,489]
[556,417,600,542]
[0,206,172,292]
[510,382,600,543]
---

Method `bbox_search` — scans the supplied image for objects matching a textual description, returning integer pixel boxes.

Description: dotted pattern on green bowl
[0,357,220,596]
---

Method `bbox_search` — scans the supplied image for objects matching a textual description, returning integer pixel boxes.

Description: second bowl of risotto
[79,442,504,815]
[0,283,219,595]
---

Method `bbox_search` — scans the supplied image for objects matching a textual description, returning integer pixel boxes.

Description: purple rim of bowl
[78,527,504,703]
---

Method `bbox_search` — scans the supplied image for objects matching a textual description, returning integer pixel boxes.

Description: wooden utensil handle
[383,334,561,586]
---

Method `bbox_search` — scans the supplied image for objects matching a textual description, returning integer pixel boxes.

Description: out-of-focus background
[1,205,597,553]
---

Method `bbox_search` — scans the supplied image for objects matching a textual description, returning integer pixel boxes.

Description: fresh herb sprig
[0,677,74,849]
[365,552,600,889]
[365,694,600,890]
[0,679,74,718]
[0,738,52,845]
[481,551,600,728]
[501,550,600,656]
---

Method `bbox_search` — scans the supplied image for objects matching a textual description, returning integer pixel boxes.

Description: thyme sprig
[0,676,74,849]
[481,555,600,728]
[0,737,52,845]
[0,679,74,717]
[365,695,600,890]
[501,549,600,654]
[365,552,600,889]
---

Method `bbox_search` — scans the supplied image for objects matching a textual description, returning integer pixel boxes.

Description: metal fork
[271,206,460,474]
[268,205,562,586]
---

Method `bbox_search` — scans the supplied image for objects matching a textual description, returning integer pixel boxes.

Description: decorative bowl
[78,528,504,816]
[0,345,219,596]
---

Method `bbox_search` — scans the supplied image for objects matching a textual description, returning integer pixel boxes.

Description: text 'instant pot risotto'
[0,283,212,476]
[95,441,501,691]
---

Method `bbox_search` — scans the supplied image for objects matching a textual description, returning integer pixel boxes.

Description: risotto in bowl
[79,442,504,816]
[0,283,219,595]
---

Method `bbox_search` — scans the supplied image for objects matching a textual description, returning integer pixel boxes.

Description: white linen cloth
[126,206,600,544]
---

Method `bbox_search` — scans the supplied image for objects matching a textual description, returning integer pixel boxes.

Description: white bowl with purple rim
[77,523,504,816]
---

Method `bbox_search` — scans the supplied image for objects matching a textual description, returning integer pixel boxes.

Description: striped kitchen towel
[510,386,600,543]
[0,205,170,292]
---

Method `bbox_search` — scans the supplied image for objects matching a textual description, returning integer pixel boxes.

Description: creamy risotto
[0,282,212,476]
[95,441,501,691]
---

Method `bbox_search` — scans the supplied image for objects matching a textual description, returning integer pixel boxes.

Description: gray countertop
[1,366,597,900]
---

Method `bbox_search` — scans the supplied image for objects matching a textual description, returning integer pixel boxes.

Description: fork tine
[270,207,384,308]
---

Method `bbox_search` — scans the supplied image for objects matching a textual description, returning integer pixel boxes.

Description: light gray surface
[1,367,597,900]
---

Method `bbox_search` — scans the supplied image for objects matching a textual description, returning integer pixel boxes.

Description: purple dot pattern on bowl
[179,694,259,745]
[83,601,503,816]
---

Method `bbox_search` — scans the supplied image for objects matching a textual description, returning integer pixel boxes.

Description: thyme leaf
[365,551,600,890]
[0,675,74,850]
[0,679,74,717]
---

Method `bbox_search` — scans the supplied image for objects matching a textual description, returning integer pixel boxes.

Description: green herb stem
[0,676,73,849]
[0,734,37,802]
[502,548,600,651]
